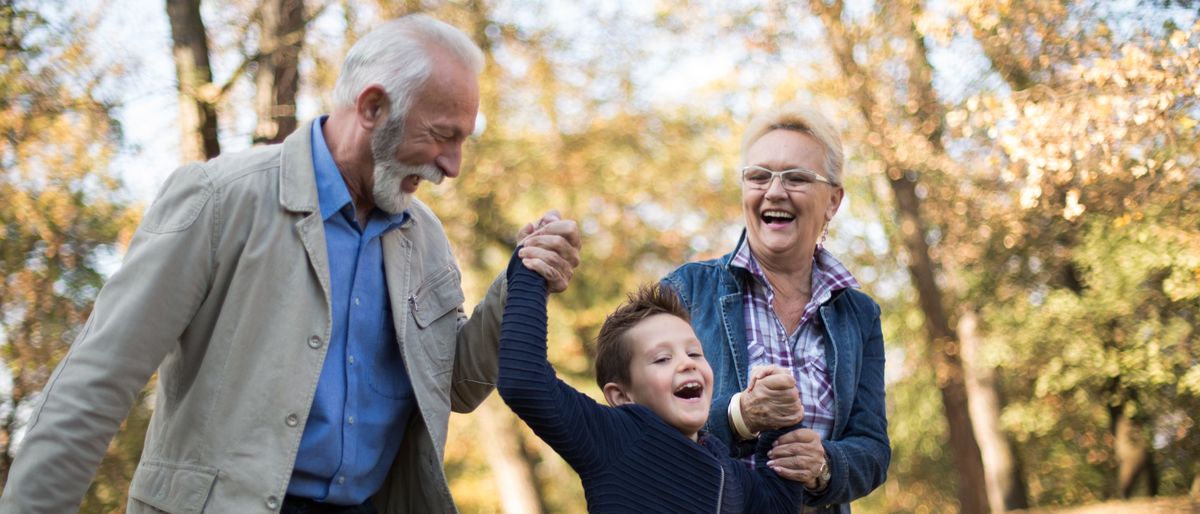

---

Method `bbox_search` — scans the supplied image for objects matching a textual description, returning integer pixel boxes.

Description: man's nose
[435,144,463,179]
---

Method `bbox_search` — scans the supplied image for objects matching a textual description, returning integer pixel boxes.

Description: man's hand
[767,428,826,489]
[740,365,804,434]
[516,210,582,294]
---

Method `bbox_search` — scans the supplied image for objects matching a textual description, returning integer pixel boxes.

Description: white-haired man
[0,14,580,514]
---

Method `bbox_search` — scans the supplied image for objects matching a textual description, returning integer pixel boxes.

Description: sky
[94,0,186,204]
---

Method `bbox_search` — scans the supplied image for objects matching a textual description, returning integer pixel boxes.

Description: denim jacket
[663,232,890,513]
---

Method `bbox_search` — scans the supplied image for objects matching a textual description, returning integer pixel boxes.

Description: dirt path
[1015,497,1199,514]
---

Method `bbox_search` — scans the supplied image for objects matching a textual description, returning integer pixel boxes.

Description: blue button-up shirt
[287,117,415,504]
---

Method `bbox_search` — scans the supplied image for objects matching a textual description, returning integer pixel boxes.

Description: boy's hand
[517,210,582,293]
[740,365,804,433]
[767,428,826,490]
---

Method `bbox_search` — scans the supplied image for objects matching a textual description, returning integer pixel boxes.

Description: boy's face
[603,313,714,440]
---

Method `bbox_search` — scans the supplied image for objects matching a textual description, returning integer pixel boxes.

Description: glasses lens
[782,170,817,189]
[742,167,773,187]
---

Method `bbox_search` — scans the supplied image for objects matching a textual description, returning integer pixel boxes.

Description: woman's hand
[740,365,804,433]
[768,428,827,490]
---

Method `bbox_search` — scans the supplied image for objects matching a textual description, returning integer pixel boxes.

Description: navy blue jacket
[498,256,801,513]
[663,232,890,513]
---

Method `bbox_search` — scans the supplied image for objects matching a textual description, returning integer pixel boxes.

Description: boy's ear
[602,382,634,407]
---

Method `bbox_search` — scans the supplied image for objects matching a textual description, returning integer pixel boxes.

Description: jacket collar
[279,119,320,214]
[720,229,749,270]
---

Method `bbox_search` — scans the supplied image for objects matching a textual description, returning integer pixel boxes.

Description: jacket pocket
[128,460,218,514]
[409,265,464,329]
[408,265,464,374]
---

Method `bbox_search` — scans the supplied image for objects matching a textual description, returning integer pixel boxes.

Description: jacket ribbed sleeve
[496,254,635,473]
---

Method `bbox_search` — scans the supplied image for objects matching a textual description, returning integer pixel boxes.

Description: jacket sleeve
[0,164,219,514]
[741,427,806,513]
[806,298,891,506]
[448,269,506,412]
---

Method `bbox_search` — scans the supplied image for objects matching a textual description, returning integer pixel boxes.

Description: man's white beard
[370,115,444,215]
[371,158,441,214]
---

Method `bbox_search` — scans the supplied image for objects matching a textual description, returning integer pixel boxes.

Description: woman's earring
[819,225,829,248]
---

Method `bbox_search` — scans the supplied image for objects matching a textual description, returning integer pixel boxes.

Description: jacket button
[285,414,299,427]
[308,335,322,349]
[266,496,279,509]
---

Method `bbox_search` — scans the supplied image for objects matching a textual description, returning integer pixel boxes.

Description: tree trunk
[1111,402,1158,498]
[959,310,1029,512]
[166,0,220,161]
[889,173,990,514]
[477,397,544,514]
[253,0,305,144]
[805,1,990,512]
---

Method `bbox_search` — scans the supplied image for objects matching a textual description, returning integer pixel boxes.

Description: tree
[166,0,220,161]
[13,1,1194,512]
[798,0,992,510]
[0,1,144,510]
[955,10,1200,502]
[252,0,305,144]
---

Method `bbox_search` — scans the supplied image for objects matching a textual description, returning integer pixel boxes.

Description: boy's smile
[603,313,714,440]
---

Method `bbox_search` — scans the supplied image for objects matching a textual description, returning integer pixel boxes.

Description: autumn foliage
[1,1,1197,513]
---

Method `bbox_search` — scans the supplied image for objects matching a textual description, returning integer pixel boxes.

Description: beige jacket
[0,122,504,514]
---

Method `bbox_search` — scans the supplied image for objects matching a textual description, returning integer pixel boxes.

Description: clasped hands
[514,210,582,293]
[740,365,828,490]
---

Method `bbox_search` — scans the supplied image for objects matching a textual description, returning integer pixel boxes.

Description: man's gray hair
[332,14,484,120]
[741,103,845,186]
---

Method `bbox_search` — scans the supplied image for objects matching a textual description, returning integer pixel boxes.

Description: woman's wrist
[728,392,759,440]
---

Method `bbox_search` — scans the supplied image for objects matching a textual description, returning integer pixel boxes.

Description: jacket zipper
[715,461,726,514]
[409,265,456,314]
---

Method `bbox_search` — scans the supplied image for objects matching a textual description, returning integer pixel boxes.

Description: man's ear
[355,84,389,129]
[602,382,634,407]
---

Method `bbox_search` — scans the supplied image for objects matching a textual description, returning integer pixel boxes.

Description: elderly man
[0,14,580,514]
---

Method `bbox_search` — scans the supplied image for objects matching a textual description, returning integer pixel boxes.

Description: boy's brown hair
[594,283,691,389]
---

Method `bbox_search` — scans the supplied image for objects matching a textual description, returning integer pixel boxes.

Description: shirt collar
[311,116,352,221]
[310,116,409,226]
[730,234,860,294]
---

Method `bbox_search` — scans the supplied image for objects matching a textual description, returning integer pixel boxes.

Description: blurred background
[1,0,1198,512]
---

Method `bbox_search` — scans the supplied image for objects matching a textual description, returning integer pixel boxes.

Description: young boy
[498,253,802,513]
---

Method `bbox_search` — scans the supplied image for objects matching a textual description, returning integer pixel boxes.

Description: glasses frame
[738,165,839,191]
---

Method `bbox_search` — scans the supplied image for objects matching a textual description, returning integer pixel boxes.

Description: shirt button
[354,297,360,306]
[337,476,346,485]
[347,416,355,425]
[308,335,322,349]
[348,356,355,365]
[266,496,279,509]
[285,414,299,427]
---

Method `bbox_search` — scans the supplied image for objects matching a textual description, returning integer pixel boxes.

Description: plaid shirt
[731,240,860,445]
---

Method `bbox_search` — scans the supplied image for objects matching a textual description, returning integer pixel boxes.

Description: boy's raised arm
[496,252,630,471]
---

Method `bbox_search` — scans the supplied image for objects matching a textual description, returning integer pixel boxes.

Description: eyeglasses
[740,165,838,191]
